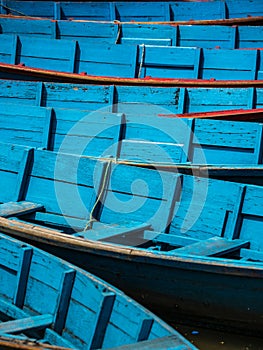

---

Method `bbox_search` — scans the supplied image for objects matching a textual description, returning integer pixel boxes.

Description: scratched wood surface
[0,1,262,21]
[0,34,263,80]
[1,102,263,167]
[0,233,192,349]
[0,143,263,334]
[0,143,263,260]
[2,16,263,49]
[0,80,263,114]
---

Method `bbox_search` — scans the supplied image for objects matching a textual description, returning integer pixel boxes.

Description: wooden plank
[35,82,44,107]
[240,248,263,262]
[41,108,53,150]
[253,124,263,164]
[53,269,76,334]
[78,223,151,244]
[173,236,250,257]
[136,318,153,342]
[89,292,116,350]
[0,314,53,334]
[14,148,34,202]
[0,201,43,218]
[143,231,199,247]
[10,34,18,65]
[13,246,33,308]
[0,299,28,321]
[44,328,76,349]
[54,2,61,20]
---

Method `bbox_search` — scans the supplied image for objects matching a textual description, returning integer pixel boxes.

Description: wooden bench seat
[143,231,199,247]
[0,314,53,334]
[240,248,263,262]
[75,222,151,246]
[171,236,249,257]
[0,201,44,218]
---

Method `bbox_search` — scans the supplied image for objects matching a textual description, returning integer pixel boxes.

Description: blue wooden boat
[0,143,262,334]
[0,232,195,349]
[2,15,263,49]
[0,79,262,115]
[0,0,262,23]
[1,34,263,86]
[1,102,263,167]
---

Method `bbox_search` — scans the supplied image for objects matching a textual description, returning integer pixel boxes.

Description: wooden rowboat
[0,143,262,334]
[0,232,195,349]
[0,79,262,115]
[1,15,263,49]
[0,34,263,85]
[0,0,262,23]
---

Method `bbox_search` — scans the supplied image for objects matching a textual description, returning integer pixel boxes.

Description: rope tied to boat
[84,159,112,231]
[138,44,145,78]
[0,4,27,16]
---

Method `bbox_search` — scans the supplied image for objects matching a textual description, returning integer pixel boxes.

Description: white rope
[138,44,145,78]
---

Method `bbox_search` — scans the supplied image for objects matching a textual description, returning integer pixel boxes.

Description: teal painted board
[120,23,176,46]
[2,100,263,167]
[237,26,263,49]
[0,17,55,38]
[138,46,201,79]
[170,1,226,21]
[226,0,263,19]
[1,34,263,80]
[2,80,263,115]
[114,2,169,22]
[77,42,137,78]
[178,25,236,49]
[202,48,258,80]
[191,119,263,165]
[3,16,263,50]
[98,163,181,232]
[57,20,117,44]
[0,233,194,349]
[3,0,262,21]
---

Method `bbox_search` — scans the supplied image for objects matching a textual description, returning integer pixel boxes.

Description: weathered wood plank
[0,201,43,218]
[89,292,116,350]
[173,237,250,257]
[13,246,33,308]
[0,314,53,334]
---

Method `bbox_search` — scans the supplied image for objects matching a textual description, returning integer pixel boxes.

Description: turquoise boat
[0,142,262,334]
[0,232,195,349]
[1,15,263,49]
[0,33,263,85]
[0,0,262,22]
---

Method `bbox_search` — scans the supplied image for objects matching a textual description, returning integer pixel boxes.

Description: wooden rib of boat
[1,102,263,166]
[2,15,263,49]
[0,143,262,334]
[0,232,195,350]
[0,0,262,23]
[1,80,263,115]
[1,35,263,84]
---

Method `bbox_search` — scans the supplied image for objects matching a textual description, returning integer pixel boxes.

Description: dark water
[175,325,263,350]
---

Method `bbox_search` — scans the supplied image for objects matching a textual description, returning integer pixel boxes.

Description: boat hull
[5,229,262,336]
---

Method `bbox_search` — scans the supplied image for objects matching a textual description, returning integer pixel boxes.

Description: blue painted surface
[0,1,262,21]
[0,142,262,333]
[2,17,263,49]
[0,34,263,80]
[1,80,263,113]
[0,233,195,349]
[0,102,263,167]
